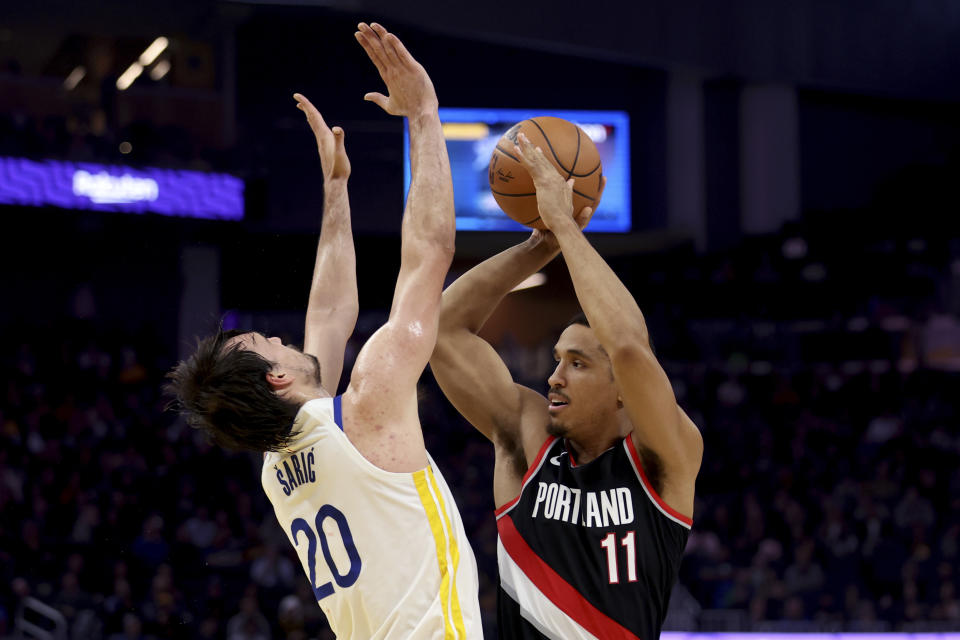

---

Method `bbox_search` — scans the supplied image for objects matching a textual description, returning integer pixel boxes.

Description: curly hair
[165,328,301,452]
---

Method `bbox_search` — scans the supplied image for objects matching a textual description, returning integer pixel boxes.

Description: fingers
[369,23,401,65]
[332,126,346,150]
[575,207,595,230]
[596,175,607,208]
[363,91,389,112]
[514,132,559,180]
[293,93,331,135]
[385,32,415,67]
[355,24,388,74]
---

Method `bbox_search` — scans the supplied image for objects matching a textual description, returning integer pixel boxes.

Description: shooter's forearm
[551,218,650,349]
[440,236,559,335]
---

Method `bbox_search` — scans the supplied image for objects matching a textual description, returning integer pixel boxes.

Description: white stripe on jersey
[622,439,692,530]
[497,537,599,640]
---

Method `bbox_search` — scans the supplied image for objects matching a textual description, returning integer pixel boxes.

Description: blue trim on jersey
[333,395,343,431]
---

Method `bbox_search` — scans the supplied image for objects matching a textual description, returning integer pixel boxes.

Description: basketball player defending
[168,24,481,639]
[431,132,703,639]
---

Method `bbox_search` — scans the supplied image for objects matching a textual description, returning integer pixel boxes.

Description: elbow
[437,305,473,339]
[608,328,653,365]
[433,236,456,264]
[405,235,455,275]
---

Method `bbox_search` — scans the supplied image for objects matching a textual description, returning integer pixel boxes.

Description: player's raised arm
[514,132,702,516]
[340,23,453,469]
[431,218,587,455]
[295,94,358,394]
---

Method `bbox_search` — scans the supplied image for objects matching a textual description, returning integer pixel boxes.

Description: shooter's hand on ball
[528,202,597,253]
[355,22,439,118]
[515,132,605,234]
[294,93,350,183]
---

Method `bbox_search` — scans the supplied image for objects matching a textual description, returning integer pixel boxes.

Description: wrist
[522,232,559,256]
[408,108,441,126]
[547,216,580,240]
[324,176,349,188]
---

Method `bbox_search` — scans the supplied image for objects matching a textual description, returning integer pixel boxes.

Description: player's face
[228,332,322,386]
[546,324,620,436]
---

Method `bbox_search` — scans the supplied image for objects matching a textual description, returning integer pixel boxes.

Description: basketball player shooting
[168,23,482,638]
[431,132,703,639]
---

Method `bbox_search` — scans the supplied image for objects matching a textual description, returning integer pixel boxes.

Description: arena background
[2,1,959,638]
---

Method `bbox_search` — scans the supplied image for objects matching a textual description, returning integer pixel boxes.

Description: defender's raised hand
[355,22,438,117]
[514,132,605,233]
[294,93,350,182]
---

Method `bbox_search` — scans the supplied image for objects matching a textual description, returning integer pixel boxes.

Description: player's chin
[546,418,568,438]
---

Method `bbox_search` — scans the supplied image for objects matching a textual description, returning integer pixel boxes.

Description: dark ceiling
[5,0,960,101]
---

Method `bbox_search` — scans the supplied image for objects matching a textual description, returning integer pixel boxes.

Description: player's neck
[287,383,333,406]
[566,411,632,464]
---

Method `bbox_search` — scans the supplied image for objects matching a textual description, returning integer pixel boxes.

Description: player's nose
[548,364,564,388]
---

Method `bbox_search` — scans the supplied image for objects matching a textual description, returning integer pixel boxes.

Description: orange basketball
[488,117,603,229]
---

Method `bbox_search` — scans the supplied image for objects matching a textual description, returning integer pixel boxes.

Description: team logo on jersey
[532,482,635,527]
[549,451,567,466]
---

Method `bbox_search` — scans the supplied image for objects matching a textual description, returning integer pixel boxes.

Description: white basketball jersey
[261,396,482,639]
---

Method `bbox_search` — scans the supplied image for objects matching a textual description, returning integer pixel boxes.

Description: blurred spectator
[226,594,270,640]
[250,544,296,591]
[2,226,959,636]
[107,612,151,640]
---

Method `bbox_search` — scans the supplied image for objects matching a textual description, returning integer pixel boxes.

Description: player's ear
[266,370,295,391]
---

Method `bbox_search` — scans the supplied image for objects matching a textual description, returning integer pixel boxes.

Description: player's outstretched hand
[295,93,350,182]
[515,132,605,234]
[355,22,438,117]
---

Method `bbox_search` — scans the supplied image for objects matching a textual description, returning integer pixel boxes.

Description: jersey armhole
[624,437,693,529]
[333,395,344,431]
[495,436,557,519]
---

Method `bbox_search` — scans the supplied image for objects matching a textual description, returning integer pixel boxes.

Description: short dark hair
[564,311,656,356]
[566,312,590,329]
[165,328,300,452]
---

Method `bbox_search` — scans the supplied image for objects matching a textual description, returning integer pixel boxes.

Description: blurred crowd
[2,228,959,639]
[0,109,219,172]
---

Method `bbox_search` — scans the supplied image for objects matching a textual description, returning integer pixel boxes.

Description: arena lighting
[116,62,143,90]
[511,272,547,292]
[63,66,86,91]
[442,122,489,140]
[149,59,171,81]
[0,156,244,220]
[138,36,169,66]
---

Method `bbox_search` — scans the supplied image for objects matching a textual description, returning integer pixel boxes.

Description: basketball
[488,117,603,229]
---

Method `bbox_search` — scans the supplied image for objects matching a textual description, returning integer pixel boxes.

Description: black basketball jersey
[495,435,691,640]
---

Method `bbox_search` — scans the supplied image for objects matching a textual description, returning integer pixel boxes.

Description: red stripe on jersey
[497,515,641,640]
[625,436,693,527]
[495,436,557,518]
[564,439,579,467]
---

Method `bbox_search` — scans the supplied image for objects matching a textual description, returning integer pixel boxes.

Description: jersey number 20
[291,505,362,600]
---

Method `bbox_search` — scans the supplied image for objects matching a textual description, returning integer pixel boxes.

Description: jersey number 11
[600,531,637,584]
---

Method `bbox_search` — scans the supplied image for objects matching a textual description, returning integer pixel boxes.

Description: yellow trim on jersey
[427,465,466,639]
[413,468,463,639]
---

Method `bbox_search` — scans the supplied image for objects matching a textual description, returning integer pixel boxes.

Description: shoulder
[516,385,552,467]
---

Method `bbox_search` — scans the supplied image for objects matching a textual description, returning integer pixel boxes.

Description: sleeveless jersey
[495,436,691,640]
[261,397,482,639]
